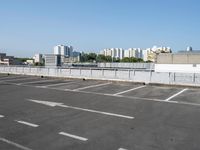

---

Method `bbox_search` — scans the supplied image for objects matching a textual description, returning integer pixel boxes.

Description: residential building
[33,54,43,63]
[124,48,142,58]
[100,48,124,59]
[0,53,17,65]
[53,45,73,57]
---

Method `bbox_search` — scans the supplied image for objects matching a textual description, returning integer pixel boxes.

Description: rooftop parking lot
[0,74,200,150]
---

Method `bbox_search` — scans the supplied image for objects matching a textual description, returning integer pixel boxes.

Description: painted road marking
[14,82,200,108]
[73,82,111,91]
[27,99,134,119]
[113,85,146,95]
[15,120,39,127]
[165,88,188,101]
[0,137,32,150]
[18,79,53,85]
[0,77,34,82]
[0,75,23,80]
[0,115,4,118]
[118,148,128,150]
[42,80,78,87]
[59,132,88,141]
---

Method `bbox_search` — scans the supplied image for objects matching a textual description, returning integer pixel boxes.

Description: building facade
[53,45,73,57]
[100,48,124,59]
[33,54,43,63]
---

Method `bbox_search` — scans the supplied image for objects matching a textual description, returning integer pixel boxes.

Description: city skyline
[1,0,200,57]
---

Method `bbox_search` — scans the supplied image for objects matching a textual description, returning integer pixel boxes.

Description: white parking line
[0,115,4,118]
[15,120,39,127]
[113,85,146,95]
[0,76,23,80]
[59,132,88,141]
[28,99,135,119]
[118,148,128,150]
[0,137,32,150]
[165,88,188,101]
[18,79,53,85]
[43,80,77,87]
[73,82,111,91]
[0,77,34,82]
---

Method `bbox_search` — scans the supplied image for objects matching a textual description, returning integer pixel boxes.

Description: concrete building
[142,46,172,62]
[142,49,151,61]
[33,54,43,63]
[53,45,73,57]
[100,48,124,59]
[53,45,80,64]
[26,59,34,65]
[124,48,142,58]
[45,54,61,67]
[155,50,200,73]
[0,53,17,65]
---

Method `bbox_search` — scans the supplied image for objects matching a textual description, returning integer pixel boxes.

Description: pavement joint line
[113,85,146,95]
[15,120,39,127]
[59,132,88,141]
[0,115,4,118]
[165,88,188,101]
[72,82,112,91]
[27,99,135,119]
[118,148,128,150]
[0,137,32,150]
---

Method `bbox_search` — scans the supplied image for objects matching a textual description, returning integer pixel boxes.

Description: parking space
[0,75,26,81]
[4,77,43,84]
[80,82,140,94]
[50,80,107,90]
[121,86,183,100]
[1,74,200,150]
[23,79,72,86]
[169,89,200,104]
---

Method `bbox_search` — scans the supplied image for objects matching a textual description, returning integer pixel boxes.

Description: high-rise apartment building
[124,48,142,58]
[53,45,73,57]
[100,48,124,59]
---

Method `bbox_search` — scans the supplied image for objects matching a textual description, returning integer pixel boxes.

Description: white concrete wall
[155,64,200,73]
[1,66,200,86]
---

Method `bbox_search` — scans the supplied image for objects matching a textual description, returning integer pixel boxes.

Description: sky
[0,0,200,57]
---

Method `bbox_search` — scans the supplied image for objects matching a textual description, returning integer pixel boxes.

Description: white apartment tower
[100,48,124,59]
[33,54,43,63]
[53,45,73,57]
[124,48,142,58]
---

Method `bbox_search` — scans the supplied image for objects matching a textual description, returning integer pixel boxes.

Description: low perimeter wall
[0,66,200,87]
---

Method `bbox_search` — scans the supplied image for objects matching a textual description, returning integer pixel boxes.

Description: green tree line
[80,53,148,63]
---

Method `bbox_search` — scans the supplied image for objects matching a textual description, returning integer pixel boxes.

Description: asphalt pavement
[0,74,200,150]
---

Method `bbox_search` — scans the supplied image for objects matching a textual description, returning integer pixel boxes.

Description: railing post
[90,68,92,76]
[174,72,176,82]
[150,70,152,83]
[193,73,196,83]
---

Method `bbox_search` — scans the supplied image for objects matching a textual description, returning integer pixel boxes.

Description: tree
[121,57,144,62]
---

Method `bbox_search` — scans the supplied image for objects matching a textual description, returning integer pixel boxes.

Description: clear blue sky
[0,0,200,57]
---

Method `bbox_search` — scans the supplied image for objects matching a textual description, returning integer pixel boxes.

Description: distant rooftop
[177,50,200,54]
